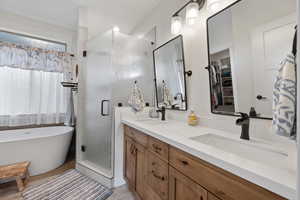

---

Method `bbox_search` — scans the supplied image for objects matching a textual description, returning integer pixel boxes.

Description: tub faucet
[157,106,166,121]
[236,112,250,140]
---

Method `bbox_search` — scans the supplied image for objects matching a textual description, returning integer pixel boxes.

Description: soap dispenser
[188,110,198,126]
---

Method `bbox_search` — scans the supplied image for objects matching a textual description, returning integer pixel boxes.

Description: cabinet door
[169,167,207,200]
[124,136,136,189]
[147,151,169,200]
[135,142,147,199]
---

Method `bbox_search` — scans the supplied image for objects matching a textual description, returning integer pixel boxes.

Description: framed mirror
[207,0,297,119]
[153,35,187,111]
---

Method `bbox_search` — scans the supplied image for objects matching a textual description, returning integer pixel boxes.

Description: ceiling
[83,0,162,35]
[0,0,162,32]
[0,0,79,30]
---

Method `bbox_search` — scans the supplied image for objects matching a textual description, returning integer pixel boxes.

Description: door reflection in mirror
[210,49,235,113]
[207,0,297,119]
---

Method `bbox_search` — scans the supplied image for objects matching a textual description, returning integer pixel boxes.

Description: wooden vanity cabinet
[169,166,208,200]
[148,136,169,161]
[135,142,147,199]
[124,136,136,189]
[147,151,169,200]
[169,147,286,200]
[124,129,148,199]
[124,125,168,200]
[123,125,286,200]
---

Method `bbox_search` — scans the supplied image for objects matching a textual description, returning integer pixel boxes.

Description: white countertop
[121,117,296,200]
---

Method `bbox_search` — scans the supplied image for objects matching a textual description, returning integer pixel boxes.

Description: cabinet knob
[153,144,162,152]
[151,170,165,181]
[130,145,137,155]
[181,160,189,165]
[133,147,137,155]
[130,144,134,154]
[256,95,267,100]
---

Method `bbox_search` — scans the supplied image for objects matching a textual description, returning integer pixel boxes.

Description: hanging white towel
[273,53,296,139]
[162,81,173,107]
[128,81,145,113]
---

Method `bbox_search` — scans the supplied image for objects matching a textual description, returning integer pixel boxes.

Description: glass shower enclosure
[77,29,155,182]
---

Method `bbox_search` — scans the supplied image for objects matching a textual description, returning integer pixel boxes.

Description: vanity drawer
[124,125,148,146]
[169,166,208,200]
[148,136,169,161]
[147,151,168,200]
[169,147,286,200]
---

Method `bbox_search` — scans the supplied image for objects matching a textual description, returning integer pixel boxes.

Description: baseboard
[113,177,126,188]
[76,162,113,189]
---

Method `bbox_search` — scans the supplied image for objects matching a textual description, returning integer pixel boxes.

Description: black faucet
[174,93,184,102]
[157,106,166,121]
[236,112,250,140]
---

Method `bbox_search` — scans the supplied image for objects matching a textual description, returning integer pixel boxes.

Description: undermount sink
[190,134,289,169]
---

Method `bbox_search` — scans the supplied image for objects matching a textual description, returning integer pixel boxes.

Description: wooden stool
[0,162,30,192]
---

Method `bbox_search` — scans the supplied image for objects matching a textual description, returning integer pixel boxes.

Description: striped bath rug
[22,169,112,200]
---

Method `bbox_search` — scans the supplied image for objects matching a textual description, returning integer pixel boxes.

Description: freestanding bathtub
[0,126,73,176]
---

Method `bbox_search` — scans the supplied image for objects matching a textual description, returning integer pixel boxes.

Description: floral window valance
[0,41,73,73]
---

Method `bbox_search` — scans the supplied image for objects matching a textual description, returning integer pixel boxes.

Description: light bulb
[186,1,200,25]
[171,15,182,35]
[137,34,144,39]
[113,26,120,33]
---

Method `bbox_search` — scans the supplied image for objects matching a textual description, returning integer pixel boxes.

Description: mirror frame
[206,0,272,120]
[153,35,188,111]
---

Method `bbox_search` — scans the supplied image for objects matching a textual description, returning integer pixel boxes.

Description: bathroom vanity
[121,2,298,197]
[122,120,294,200]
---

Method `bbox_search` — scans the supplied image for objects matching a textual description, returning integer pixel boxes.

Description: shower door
[77,29,156,181]
[79,31,115,178]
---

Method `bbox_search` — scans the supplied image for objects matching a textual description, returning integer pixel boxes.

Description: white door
[251,13,297,118]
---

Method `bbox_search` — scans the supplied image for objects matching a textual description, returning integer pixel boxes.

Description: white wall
[208,10,233,54]
[0,10,77,52]
[131,0,295,145]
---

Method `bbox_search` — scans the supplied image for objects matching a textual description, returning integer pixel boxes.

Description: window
[0,31,68,127]
[0,30,66,52]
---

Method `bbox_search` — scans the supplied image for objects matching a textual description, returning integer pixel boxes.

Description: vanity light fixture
[207,0,226,12]
[113,26,120,33]
[186,1,200,25]
[137,34,144,39]
[171,15,183,35]
[171,0,205,34]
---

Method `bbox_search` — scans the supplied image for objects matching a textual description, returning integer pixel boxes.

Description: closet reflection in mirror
[153,35,187,110]
[207,0,297,119]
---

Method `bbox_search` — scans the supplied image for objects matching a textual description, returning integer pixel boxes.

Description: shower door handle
[101,100,110,116]
[256,95,267,100]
